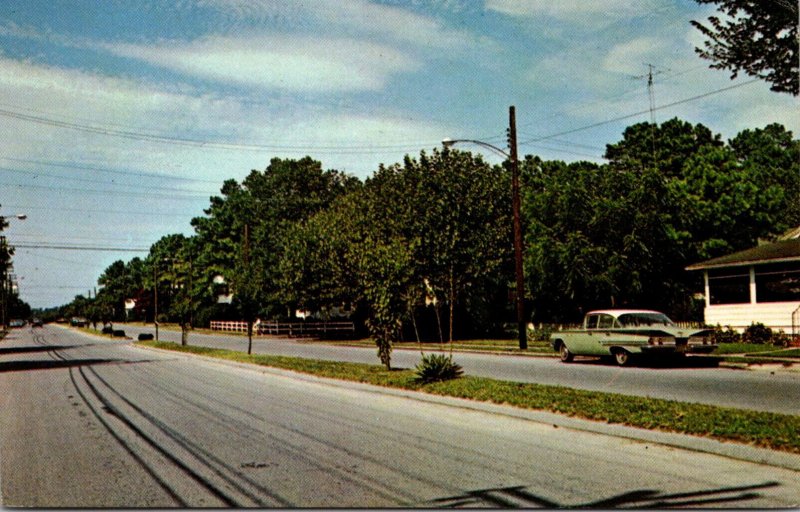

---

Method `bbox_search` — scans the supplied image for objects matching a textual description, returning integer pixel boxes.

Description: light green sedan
[551,310,717,366]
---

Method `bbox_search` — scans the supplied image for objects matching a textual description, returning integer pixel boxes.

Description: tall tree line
[61,119,799,368]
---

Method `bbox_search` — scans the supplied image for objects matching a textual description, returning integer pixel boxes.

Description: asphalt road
[118,324,800,415]
[2,325,799,507]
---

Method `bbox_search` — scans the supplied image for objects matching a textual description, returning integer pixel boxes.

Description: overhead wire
[0,106,439,154]
[0,177,213,200]
[1,156,224,185]
[519,78,760,145]
[0,165,218,196]
[0,204,199,218]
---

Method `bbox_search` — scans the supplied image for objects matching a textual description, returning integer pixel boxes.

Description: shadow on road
[0,358,158,373]
[427,481,780,508]
[0,345,90,356]
[570,355,722,369]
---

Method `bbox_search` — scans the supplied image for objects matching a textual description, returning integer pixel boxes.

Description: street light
[442,106,528,350]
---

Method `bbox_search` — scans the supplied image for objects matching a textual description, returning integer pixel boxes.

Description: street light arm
[441,138,510,159]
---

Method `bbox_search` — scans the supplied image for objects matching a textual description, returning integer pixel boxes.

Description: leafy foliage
[61,120,798,366]
[711,324,742,345]
[742,322,773,344]
[415,353,464,383]
[691,0,799,95]
[524,118,798,322]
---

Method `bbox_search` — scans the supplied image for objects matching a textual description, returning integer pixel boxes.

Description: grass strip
[713,343,785,355]
[748,348,800,358]
[139,340,800,454]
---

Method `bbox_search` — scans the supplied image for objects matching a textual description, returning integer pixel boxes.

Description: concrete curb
[131,342,800,473]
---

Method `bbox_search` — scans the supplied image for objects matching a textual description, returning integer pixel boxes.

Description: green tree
[729,123,800,228]
[604,118,722,177]
[524,119,797,321]
[278,149,512,366]
[97,258,146,321]
[192,157,358,322]
[691,0,799,95]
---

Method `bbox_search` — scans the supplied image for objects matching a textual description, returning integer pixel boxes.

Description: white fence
[210,320,355,337]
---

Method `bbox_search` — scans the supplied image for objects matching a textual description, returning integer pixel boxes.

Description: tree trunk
[247,319,253,355]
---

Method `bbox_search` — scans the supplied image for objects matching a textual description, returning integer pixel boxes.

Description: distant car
[70,317,87,327]
[31,318,43,327]
[8,319,25,328]
[551,309,717,366]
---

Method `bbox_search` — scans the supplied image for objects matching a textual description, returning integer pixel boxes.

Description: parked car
[70,317,87,327]
[31,318,43,327]
[551,309,717,366]
[8,319,26,328]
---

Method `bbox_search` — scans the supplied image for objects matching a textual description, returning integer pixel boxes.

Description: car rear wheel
[558,342,574,363]
[613,349,631,366]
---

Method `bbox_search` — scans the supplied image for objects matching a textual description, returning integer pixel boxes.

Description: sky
[1,0,798,309]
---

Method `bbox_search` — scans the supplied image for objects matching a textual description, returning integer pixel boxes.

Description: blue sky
[1,0,798,308]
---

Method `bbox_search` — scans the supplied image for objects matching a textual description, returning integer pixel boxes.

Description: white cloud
[602,37,672,76]
[197,0,474,50]
[486,0,657,21]
[104,35,419,93]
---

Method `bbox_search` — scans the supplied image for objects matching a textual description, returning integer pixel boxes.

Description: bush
[742,322,773,344]
[772,330,791,347]
[528,324,554,342]
[415,353,464,383]
[711,324,741,344]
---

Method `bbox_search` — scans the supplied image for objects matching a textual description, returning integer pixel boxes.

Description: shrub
[711,324,741,344]
[742,322,773,344]
[772,330,791,347]
[529,324,554,342]
[415,353,464,383]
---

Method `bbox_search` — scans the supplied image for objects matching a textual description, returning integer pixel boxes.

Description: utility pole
[242,223,255,355]
[508,106,527,350]
[154,263,159,342]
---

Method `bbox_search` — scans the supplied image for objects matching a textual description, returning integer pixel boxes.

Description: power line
[2,204,199,218]
[1,156,224,185]
[0,166,217,196]
[0,178,212,200]
[13,243,149,252]
[520,78,760,145]
[0,106,437,154]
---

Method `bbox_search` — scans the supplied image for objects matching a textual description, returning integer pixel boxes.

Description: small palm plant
[415,353,464,384]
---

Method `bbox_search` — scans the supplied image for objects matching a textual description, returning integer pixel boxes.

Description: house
[686,232,800,336]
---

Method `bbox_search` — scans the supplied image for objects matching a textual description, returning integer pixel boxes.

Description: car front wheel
[559,343,574,363]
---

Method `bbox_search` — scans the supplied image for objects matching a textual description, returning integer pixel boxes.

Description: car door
[571,314,599,354]
[591,313,616,355]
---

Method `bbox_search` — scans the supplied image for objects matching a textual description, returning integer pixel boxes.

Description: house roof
[686,239,800,271]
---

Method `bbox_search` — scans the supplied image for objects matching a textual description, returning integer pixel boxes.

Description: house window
[708,268,750,304]
[755,262,800,303]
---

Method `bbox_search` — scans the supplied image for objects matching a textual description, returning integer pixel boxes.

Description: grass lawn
[746,348,800,358]
[714,343,787,355]
[334,338,554,354]
[138,340,800,454]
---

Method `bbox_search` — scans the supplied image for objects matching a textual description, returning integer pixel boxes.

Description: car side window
[585,315,599,329]
[598,314,614,329]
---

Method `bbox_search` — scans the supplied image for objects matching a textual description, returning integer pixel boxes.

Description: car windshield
[616,312,674,327]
